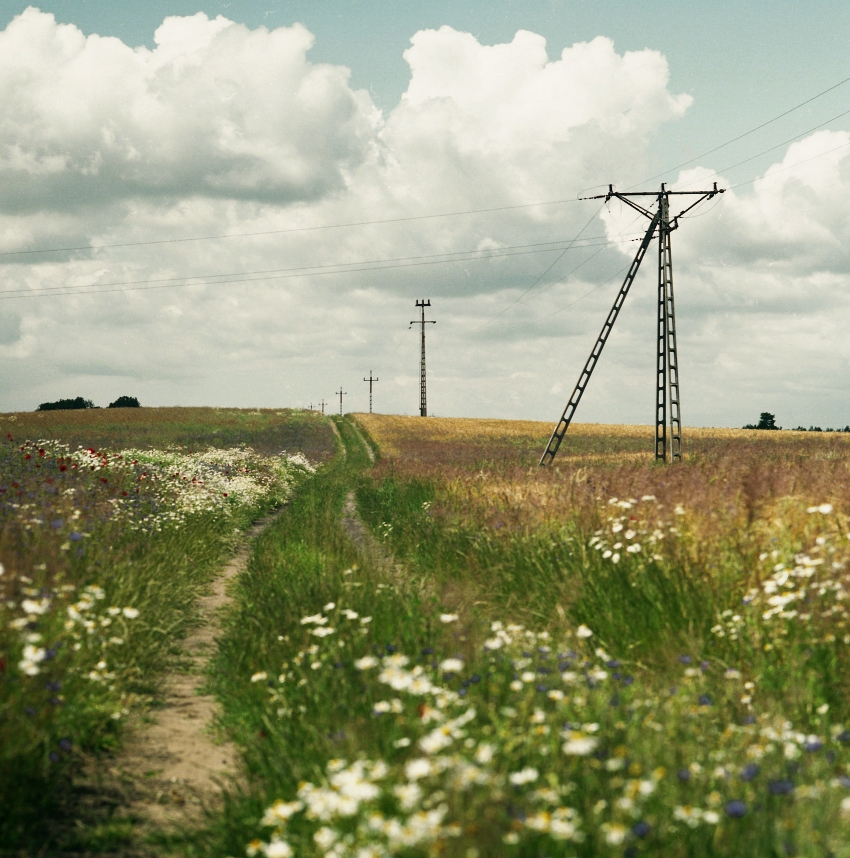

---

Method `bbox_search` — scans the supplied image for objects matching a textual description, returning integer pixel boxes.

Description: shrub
[36,397,94,412]
[107,396,140,409]
[744,412,779,430]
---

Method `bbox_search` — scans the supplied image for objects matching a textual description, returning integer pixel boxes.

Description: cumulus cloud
[0,9,846,430]
[0,7,379,216]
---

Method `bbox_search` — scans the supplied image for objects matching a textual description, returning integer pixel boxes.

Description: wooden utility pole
[363,371,379,413]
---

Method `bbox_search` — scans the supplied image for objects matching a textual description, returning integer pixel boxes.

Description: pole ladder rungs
[540,209,661,467]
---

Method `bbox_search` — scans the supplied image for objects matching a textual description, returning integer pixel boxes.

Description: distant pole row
[306,299,436,418]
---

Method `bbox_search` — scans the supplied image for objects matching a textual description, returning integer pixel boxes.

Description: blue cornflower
[804,739,823,753]
[768,780,794,796]
[631,821,651,838]
[677,769,690,781]
[698,693,713,706]
[725,800,747,818]
[678,655,692,664]
[740,764,760,782]
[70,531,83,541]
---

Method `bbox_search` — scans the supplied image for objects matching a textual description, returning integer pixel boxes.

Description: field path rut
[104,510,283,834]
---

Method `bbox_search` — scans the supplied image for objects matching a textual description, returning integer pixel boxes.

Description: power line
[728,138,850,190]
[473,204,603,332]
[0,235,645,301]
[671,106,850,190]
[0,197,584,259]
[630,72,850,189]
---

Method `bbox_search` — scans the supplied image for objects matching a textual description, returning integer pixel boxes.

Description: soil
[341,491,387,568]
[93,511,283,840]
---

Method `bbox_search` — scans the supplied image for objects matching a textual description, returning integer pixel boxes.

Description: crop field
[4,409,850,857]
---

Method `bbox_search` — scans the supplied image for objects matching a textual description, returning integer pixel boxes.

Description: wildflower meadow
[0,408,329,851]
[4,408,850,857]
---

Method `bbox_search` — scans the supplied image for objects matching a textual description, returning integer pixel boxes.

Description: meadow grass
[0,409,332,852]
[8,407,850,856]
[0,406,333,459]
[174,413,850,857]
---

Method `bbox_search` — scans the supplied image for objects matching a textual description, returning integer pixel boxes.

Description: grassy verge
[187,416,850,858]
[0,414,329,852]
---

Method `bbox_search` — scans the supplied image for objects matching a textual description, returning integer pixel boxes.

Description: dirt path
[347,420,375,463]
[341,490,389,570]
[102,511,282,835]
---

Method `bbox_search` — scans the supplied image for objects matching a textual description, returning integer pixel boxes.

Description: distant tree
[809,426,823,432]
[743,412,780,430]
[843,426,850,433]
[793,426,807,432]
[36,397,94,412]
[108,396,140,409]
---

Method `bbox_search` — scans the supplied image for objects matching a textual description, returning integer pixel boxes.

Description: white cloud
[1,10,846,431]
[0,7,379,217]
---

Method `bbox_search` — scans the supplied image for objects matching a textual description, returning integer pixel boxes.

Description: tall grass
[0,415,323,851]
[173,416,850,858]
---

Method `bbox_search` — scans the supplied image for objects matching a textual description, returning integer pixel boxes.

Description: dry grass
[353,413,850,542]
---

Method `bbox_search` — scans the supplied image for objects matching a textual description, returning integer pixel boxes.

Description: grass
[0,408,331,852]
[7,408,850,855]
[206,414,850,858]
[0,406,334,459]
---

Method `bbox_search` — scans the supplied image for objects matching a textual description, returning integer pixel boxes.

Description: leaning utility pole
[540,182,724,467]
[336,387,347,417]
[363,371,379,414]
[410,300,436,417]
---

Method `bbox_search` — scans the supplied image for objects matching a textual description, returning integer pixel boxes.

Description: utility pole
[336,387,347,416]
[410,299,436,417]
[540,182,723,467]
[320,399,326,415]
[363,371,379,414]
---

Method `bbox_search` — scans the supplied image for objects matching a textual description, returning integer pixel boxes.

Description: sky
[1,1,850,430]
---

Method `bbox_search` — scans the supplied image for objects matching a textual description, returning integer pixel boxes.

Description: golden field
[353,412,850,539]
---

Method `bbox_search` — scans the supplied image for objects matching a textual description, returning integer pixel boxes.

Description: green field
[3,409,850,857]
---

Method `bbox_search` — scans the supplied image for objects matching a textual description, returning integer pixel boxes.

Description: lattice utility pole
[336,387,347,416]
[540,182,723,467]
[410,300,436,417]
[363,371,379,414]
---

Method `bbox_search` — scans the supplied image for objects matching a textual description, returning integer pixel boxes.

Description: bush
[743,412,779,430]
[108,396,140,409]
[36,397,94,412]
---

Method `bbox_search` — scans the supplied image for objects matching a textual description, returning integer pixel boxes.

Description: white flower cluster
[245,611,654,855]
[8,580,140,678]
[589,496,668,564]
[24,440,313,533]
[712,531,850,646]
